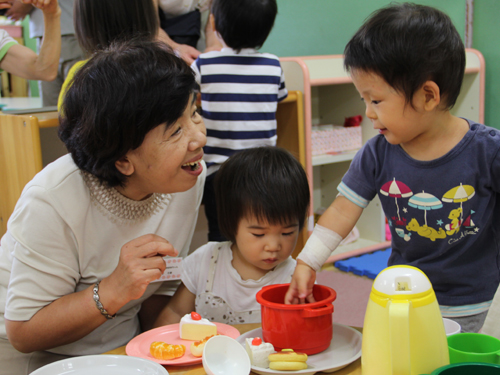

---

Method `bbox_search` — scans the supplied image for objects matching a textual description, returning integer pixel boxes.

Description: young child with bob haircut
[286,2,500,333]
[156,147,309,325]
[190,0,288,242]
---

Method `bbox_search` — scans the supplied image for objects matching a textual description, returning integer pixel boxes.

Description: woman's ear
[115,155,134,176]
[420,81,441,111]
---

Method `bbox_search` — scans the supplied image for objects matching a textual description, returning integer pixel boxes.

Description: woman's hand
[156,27,200,65]
[104,234,179,307]
[21,0,59,14]
[5,1,31,20]
[284,260,317,304]
[5,234,178,353]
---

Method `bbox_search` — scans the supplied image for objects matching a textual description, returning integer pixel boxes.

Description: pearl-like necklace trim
[82,171,170,224]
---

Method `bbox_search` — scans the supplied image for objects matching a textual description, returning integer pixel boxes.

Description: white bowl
[443,317,461,336]
[30,354,168,375]
[202,335,251,375]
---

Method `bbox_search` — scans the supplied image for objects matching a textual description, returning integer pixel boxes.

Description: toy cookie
[268,349,308,371]
[190,334,216,357]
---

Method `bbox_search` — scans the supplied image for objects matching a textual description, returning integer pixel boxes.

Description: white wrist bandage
[297,224,343,271]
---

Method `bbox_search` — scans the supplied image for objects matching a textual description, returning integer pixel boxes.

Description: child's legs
[449,310,488,333]
[203,172,226,242]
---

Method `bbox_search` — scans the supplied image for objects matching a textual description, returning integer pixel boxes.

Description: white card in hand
[152,257,183,282]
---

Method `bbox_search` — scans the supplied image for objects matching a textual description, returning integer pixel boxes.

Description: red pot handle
[301,304,334,318]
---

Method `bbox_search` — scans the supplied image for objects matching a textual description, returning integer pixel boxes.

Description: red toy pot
[256,283,336,355]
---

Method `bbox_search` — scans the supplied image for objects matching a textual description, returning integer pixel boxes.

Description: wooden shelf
[312,149,358,166]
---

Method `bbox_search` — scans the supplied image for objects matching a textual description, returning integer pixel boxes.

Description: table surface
[0,97,42,109]
[104,323,362,375]
[0,98,59,128]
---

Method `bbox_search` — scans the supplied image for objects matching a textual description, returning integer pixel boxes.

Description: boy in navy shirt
[287,3,500,333]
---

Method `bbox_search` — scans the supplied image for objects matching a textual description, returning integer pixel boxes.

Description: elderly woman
[0,40,206,373]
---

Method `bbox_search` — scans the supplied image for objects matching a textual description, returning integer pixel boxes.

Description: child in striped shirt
[191,0,287,242]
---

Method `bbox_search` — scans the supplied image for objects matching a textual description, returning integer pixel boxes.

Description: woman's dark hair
[74,0,158,56]
[344,2,465,109]
[212,0,277,52]
[59,40,198,187]
[215,147,310,243]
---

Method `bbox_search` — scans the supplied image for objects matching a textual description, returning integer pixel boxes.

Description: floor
[317,264,373,328]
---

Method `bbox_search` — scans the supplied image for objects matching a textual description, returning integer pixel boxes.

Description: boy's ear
[420,81,441,111]
[115,154,135,176]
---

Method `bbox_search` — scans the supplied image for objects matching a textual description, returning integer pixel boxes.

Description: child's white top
[182,241,296,324]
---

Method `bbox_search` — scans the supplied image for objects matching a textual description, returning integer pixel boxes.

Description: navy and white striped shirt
[191,48,288,175]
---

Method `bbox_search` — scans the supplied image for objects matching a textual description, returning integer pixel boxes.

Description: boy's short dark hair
[212,0,277,51]
[59,40,198,187]
[344,2,465,109]
[74,0,158,56]
[215,147,310,243]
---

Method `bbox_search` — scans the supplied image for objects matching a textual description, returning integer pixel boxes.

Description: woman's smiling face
[118,94,207,200]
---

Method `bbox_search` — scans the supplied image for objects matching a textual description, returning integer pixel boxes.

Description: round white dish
[30,354,169,375]
[203,335,251,375]
[236,323,362,375]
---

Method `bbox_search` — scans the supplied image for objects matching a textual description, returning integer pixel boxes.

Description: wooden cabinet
[278,49,485,259]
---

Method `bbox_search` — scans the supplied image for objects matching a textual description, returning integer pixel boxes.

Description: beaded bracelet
[93,280,116,320]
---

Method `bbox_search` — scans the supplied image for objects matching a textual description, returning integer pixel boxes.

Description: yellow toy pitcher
[362,265,449,375]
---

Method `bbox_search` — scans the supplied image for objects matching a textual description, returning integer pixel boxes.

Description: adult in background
[0,40,206,374]
[0,0,60,84]
[155,0,222,64]
[57,0,159,110]
[6,0,83,105]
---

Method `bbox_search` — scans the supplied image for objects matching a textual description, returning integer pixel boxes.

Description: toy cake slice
[245,337,275,368]
[179,312,217,341]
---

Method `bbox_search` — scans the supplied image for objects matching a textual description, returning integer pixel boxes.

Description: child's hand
[284,260,317,304]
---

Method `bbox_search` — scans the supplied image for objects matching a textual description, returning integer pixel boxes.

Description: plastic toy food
[150,341,186,360]
[245,337,275,368]
[179,312,217,340]
[190,334,215,357]
[268,349,308,371]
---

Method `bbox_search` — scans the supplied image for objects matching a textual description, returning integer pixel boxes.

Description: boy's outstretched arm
[285,196,364,304]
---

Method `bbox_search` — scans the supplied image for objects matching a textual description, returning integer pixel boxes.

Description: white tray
[30,354,169,375]
[236,323,362,375]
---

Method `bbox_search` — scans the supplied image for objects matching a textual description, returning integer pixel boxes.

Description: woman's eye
[372,100,381,105]
[170,127,181,138]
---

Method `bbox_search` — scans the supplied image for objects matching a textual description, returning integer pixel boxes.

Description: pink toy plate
[126,323,240,366]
